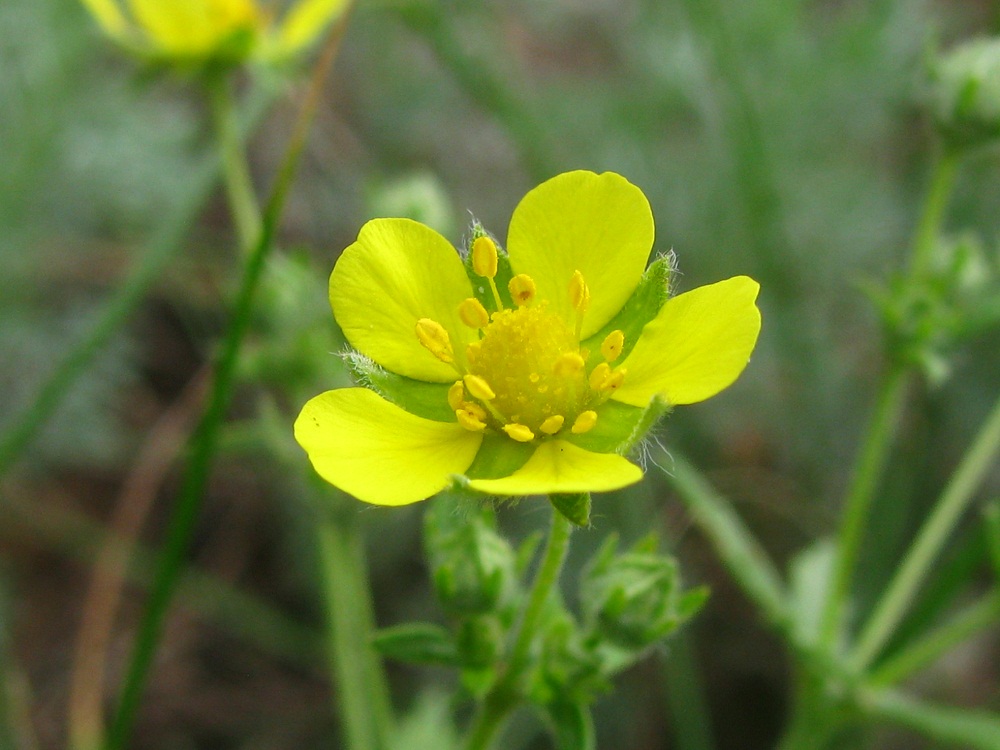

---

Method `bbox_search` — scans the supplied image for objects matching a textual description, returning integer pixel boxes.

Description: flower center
[415,236,628,443]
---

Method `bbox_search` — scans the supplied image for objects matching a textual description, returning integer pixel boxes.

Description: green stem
[819,366,909,647]
[909,148,960,280]
[662,630,716,750]
[665,453,788,631]
[105,23,349,748]
[852,393,1000,670]
[0,88,274,484]
[210,74,262,253]
[462,506,573,750]
[316,502,394,750]
[869,591,1000,686]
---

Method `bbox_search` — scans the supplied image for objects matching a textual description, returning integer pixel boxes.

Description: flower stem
[909,148,959,280]
[209,75,262,253]
[462,505,573,750]
[105,24,349,748]
[818,366,909,647]
[852,392,1000,670]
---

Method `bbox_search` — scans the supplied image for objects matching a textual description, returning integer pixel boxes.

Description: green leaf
[864,688,1000,750]
[550,492,591,527]
[542,701,596,750]
[371,623,458,667]
[343,351,453,421]
[984,501,1000,580]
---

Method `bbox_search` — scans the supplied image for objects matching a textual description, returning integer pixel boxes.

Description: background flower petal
[506,171,654,338]
[294,388,482,506]
[613,276,761,406]
[271,0,349,58]
[465,439,643,496]
[331,218,475,382]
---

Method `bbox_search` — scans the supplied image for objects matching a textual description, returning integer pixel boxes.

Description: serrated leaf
[372,623,458,667]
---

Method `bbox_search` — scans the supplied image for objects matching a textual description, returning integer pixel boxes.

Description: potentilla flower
[80,0,348,63]
[295,171,761,506]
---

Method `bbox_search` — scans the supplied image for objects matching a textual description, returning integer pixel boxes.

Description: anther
[415,318,454,363]
[600,367,626,392]
[447,381,465,410]
[539,415,565,435]
[571,410,598,434]
[569,270,591,314]
[464,374,496,401]
[601,330,625,362]
[456,408,486,432]
[458,297,490,329]
[508,274,536,306]
[503,423,535,442]
[588,362,611,390]
[553,352,585,377]
[471,236,499,278]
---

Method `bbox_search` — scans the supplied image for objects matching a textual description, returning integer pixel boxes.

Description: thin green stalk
[664,453,788,631]
[105,23,350,748]
[316,503,394,750]
[909,148,960,279]
[869,591,1000,686]
[662,630,716,750]
[852,393,1000,670]
[819,366,909,647]
[210,74,261,252]
[0,87,274,483]
[462,506,574,750]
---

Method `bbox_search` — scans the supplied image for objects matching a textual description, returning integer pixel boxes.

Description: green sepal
[788,539,836,649]
[550,492,591,527]
[542,701,596,750]
[371,623,458,667]
[342,350,453,421]
[460,432,535,480]
[463,221,515,315]
[581,253,672,369]
[565,396,670,455]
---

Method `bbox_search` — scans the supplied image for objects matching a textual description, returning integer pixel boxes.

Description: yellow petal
[273,0,349,57]
[466,440,642,496]
[614,276,761,406]
[127,0,257,54]
[506,171,653,338]
[80,0,129,39]
[295,388,482,506]
[330,218,475,382]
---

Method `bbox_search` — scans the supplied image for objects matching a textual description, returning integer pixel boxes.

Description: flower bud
[929,37,1000,150]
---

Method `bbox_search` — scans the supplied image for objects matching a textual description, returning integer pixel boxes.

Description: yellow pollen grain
[415,318,454,363]
[458,297,490,329]
[456,408,486,432]
[508,274,537,306]
[601,330,625,362]
[553,352,585,377]
[539,415,564,434]
[589,362,611,390]
[464,374,496,401]
[447,381,465,410]
[503,423,535,442]
[571,410,598,434]
[569,270,591,314]
[471,236,499,278]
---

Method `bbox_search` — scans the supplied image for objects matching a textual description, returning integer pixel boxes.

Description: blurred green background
[1,0,998,748]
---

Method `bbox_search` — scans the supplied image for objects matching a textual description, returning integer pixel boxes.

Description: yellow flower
[295,171,761,506]
[80,0,348,63]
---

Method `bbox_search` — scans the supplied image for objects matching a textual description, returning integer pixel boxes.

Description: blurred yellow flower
[295,171,762,506]
[80,0,348,63]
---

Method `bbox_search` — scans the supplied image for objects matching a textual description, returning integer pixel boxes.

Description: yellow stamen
[601,330,625,362]
[447,381,465,411]
[569,270,590,339]
[462,401,487,421]
[571,410,598,434]
[471,236,498,278]
[553,352,585,377]
[456,408,486,432]
[459,297,490,329]
[600,367,626,392]
[589,362,611,390]
[503,423,535,442]
[539,415,564,434]
[464,374,496,401]
[508,274,537,306]
[466,341,481,365]
[415,318,454,363]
